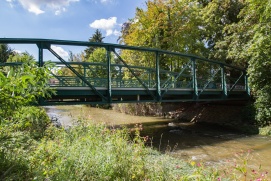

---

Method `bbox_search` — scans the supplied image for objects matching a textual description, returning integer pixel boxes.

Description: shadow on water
[130,120,271,171]
[127,120,248,152]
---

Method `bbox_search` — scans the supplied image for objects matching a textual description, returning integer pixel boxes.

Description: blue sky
[0,0,146,59]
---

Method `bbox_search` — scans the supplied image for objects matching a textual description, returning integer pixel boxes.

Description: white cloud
[14,49,22,54]
[55,7,66,15]
[51,45,69,58]
[113,30,121,36]
[89,17,121,36]
[7,0,79,15]
[90,0,114,4]
[100,0,112,4]
[6,0,15,8]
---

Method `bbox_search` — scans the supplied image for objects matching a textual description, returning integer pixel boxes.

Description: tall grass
[29,122,193,181]
[1,110,270,181]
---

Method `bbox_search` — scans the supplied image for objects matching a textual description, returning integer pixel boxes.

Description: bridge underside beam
[40,88,248,105]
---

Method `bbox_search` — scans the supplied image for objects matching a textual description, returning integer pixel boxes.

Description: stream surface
[45,105,271,174]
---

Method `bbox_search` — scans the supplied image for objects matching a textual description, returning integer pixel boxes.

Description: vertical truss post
[244,71,250,97]
[47,45,107,102]
[191,58,198,100]
[221,65,227,99]
[37,42,43,67]
[148,69,151,87]
[112,49,156,100]
[156,51,161,101]
[37,42,44,105]
[106,46,112,104]
[119,66,122,87]
[83,65,86,86]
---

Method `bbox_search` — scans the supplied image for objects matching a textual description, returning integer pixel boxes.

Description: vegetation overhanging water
[45,105,271,180]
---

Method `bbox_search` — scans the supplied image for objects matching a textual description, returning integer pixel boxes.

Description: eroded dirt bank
[113,101,256,133]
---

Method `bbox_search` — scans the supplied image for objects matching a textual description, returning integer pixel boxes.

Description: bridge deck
[40,86,248,105]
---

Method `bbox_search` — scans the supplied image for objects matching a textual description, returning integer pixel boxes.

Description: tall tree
[120,0,205,54]
[119,0,246,65]
[226,0,271,126]
[200,0,245,63]
[119,0,209,72]
[84,29,105,59]
[0,44,13,63]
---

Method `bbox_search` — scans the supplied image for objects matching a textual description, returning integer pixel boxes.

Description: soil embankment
[113,101,257,134]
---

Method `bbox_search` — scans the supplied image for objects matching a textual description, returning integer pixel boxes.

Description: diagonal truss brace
[198,68,220,96]
[112,49,157,101]
[50,71,71,86]
[229,71,244,92]
[161,60,192,97]
[47,45,107,102]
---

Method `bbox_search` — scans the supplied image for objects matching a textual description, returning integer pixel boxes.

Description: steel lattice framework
[0,38,250,105]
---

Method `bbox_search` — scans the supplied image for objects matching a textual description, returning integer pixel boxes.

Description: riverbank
[4,116,269,180]
[2,104,270,180]
[113,102,259,134]
[45,105,271,175]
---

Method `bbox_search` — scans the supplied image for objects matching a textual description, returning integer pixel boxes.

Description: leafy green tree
[7,52,34,63]
[209,0,271,126]
[84,29,105,59]
[0,44,13,63]
[0,53,54,120]
[244,0,271,126]
[119,0,246,66]
[199,0,245,63]
[85,48,117,80]
[120,0,206,53]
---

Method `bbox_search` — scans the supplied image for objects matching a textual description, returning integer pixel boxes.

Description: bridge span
[0,38,250,105]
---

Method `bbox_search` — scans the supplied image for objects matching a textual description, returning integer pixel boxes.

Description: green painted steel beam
[198,68,220,97]
[244,73,250,97]
[106,46,112,104]
[112,49,157,101]
[229,71,243,92]
[0,38,245,71]
[47,45,108,102]
[192,58,198,100]
[0,38,250,104]
[155,51,161,101]
[221,65,227,99]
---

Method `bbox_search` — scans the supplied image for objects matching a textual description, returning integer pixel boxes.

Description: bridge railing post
[191,58,198,100]
[221,65,227,99]
[119,66,122,88]
[244,71,250,97]
[83,64,86,86]
[156,51,161,101]
[106,46,112,104]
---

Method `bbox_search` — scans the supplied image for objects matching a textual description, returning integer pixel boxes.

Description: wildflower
[252,169,257,174]
[190,161,196,166]
[143,136,149,142]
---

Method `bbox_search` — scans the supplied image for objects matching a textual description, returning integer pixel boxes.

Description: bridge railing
[0,38,250,103]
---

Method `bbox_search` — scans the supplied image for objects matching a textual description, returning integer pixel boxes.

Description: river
[45,105,271,175]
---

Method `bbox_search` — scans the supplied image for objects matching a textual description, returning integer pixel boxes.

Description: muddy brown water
[45,105,271,175]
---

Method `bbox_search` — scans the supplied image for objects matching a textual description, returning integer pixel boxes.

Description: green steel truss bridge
[0,38,250,105]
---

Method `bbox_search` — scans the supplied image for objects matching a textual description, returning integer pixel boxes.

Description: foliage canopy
[120,0,271,126]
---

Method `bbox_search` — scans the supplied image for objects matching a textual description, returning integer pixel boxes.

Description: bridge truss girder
[0,38,250,105]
